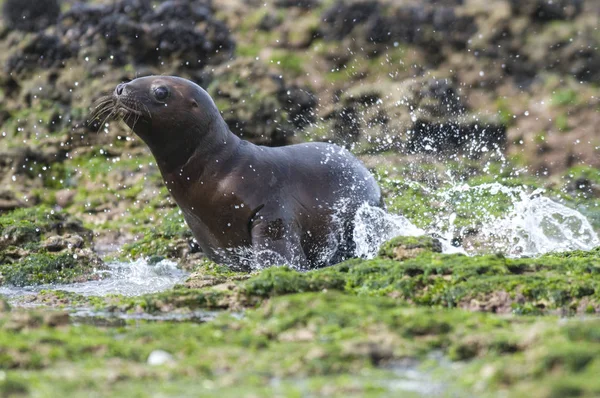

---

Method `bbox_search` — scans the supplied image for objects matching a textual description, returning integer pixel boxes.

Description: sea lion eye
[153,86,169,101]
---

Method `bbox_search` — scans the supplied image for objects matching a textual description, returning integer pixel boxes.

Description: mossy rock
[0,250,104,286]
[378,235,443,260]
[1,293,600,396]
[0,206,92,249]
[102,247,600,315]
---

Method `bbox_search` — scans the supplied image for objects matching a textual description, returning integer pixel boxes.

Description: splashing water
[352,182,599,258]
[478,194,599,256]
[353,204,425,258]
[0,258,187,299]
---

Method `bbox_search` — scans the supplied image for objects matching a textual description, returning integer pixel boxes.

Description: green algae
[92,244,600,318]
[0,206,90,251]
[0,252,101,286]
[116,207,191,260]
[1,292,600,396]
[378,235,442,260]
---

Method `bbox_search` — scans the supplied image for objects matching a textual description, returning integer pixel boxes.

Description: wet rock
[41,234,85,252]
[275,0,321,9]
[341,340,394,365]
[6,33,72,75]
[509,0,583,21]
[0,298,9,312]
[378,236,442,261]
[58,0,234,69]
[258,11,283,31]
[2,0,60,32]
[42,311,70,327]
[0,248,105,286]
[279,86,318,129]
[0,207,95,256]
[55,189,76,208]
[279,328,315,342]
[0,190,25,212]
[206,58,316,146]
[0,224,40,250]
[4,312,42,331]
[321,1,380,41]
[321,1,476,56]
[144,1,212,23]
[322,77,506,156]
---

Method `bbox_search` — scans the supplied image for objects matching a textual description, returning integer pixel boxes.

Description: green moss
[552,88,579,107]
[555,113,570,132]
[117,208,191,260]
[0,252,99,286]
[565,165,600,186]
[1,292,600,396]
[0,206,73,252]
[269,50,305,76]
[104,247,600,317]
[0,206,64,231]
[495,98,515,127]
[378,235,442,259]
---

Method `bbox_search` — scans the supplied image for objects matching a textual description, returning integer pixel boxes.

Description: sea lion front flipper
[250,211,309,269]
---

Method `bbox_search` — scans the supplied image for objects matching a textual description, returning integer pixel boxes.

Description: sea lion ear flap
[191,99,199,108]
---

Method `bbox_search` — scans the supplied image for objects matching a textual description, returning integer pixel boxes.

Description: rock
[206,58,316,146]
[0,249,105,286]
[321,1,476,54]
[58,0,234,69]
[55,189,76,208]
[274,0,321,9]
[147,350,175,366]
[41,234,85,252]
[278,328,315,342]
[378,236,442,261]
[0,190,25,212]
[42,312,70,327]
[0,224,40,250]
[0,298,9,312]
[322,77,506,156]
[509,0,583,21]
[258,12,282,31]
[4,312,41,331]
[2,0,60,32]
[6,33,72,75]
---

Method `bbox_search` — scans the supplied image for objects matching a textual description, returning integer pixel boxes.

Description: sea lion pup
[101,76,383,270]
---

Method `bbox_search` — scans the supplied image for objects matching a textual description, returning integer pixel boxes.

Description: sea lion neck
[152,116,242,179]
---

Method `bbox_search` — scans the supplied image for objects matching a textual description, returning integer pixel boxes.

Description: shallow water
[0,258,188,299]
[70,308,223,326]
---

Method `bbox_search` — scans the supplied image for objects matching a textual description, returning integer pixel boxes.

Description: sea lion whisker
[90,104,114,122]
[96,109,116,134]
[88,107,113,130]
[141,103,152,119]
[130,111,142,132]
[89,98,113,117]
[118,104,143,116]
[89,108,116,132]
[129,102,143,130]
[91,96,112,108]
[125,108,138,129]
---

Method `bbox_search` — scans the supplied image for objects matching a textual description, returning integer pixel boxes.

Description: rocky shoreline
[0,0,599,396]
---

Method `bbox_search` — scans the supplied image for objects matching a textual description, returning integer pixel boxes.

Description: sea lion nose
[115,83,126,96]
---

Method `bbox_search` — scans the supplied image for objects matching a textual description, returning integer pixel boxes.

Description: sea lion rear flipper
[250,211,309,269]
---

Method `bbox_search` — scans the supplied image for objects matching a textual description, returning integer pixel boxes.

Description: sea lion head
[94,76,229,171]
